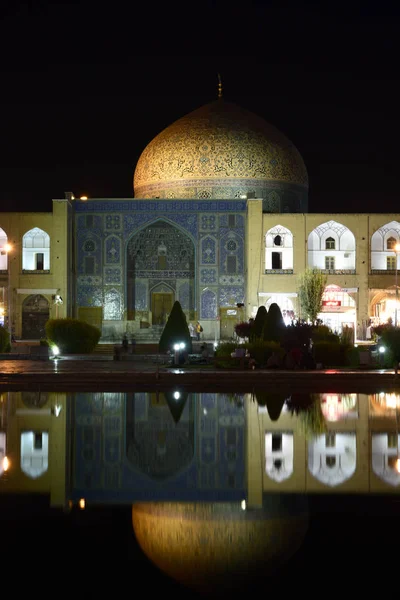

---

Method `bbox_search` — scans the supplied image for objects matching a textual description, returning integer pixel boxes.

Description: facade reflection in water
[2,388,400,590]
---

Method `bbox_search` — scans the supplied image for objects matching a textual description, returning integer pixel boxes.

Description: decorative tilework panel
[105,235,121,264]
[105,215,121,231]
[104,267,122,285]
[219,275,244,285]
[104,288,122,320]
[200,214,216,231]
[78,276,102,286]
[178,281,193,310]
[200,289,217,319]
[77,285,103,307]
[76,200,247,212]
[219,214,245,228]
[77,231,102,275]
[220,231,244,274]
[135,281,148,310]
[219,286,244,307]
[201,236,217,265]
[200,269,217,284]
[124,213,197,239]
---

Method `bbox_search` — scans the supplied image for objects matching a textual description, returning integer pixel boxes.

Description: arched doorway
[22,294,49,339]
[126,221,195,325]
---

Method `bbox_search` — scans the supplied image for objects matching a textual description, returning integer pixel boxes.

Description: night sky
[1,2,400,214]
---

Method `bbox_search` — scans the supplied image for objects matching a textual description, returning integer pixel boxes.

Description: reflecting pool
[2,388,400,594]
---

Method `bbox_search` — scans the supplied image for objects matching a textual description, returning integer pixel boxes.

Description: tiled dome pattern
[133,100,308,199]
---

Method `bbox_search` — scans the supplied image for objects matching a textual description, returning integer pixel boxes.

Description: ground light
[2,456,9,472]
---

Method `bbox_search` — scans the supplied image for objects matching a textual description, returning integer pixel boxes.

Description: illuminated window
[35,253,44,270]
[325,256,335,270]
[387,236,397,250]
[326,432,336,447]
[272,434,282,452]
[272,252,282,269]
[387,256,396,270]
[325,237,335,250]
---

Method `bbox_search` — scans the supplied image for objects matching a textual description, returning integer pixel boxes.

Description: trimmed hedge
[45,318,101,354]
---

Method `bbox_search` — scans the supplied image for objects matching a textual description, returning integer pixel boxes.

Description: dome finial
[217,73,223,99]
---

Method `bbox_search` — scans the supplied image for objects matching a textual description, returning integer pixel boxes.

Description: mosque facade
[0,94,399,342]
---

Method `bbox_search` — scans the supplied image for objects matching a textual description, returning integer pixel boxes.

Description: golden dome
[132,500,309,593]
[133,100,308,200]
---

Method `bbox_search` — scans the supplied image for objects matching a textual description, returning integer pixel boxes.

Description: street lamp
[395,243,400,327]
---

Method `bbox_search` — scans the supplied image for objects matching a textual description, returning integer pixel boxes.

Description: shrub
[312,325,339,344]
[235,321,253,340]
[282,321,314,351]
[45,318,101,353]
[158,301,192,354]
[313,341,351,367]
[0,325,11,353]
[247,340,284,366]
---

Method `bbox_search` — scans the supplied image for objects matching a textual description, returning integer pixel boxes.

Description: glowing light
[173,343,180,351]
[2,456,9,472]
[52,404,62,417]
[379,346,386,353]
[80,196,88,200]
[173,391,181,400]
[179,342,185,349]
[79,498,86,509]
[4,243,12,253]
[395,244,400,253]
[241,500,246,510]
[52,345,60,356]
[396,458,400,473]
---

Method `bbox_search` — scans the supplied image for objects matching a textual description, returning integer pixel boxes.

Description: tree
[298,268,327,323]
[263,302,285,342]
[250,306,268,342]
[158,300,192,354]
[379,325,400,376]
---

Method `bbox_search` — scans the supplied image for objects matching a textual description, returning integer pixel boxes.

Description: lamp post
[395,244,400,327]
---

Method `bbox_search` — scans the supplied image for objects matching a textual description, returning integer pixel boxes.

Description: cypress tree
[250,305,268,342]
[158,301,192,354]
[263,302,286,343]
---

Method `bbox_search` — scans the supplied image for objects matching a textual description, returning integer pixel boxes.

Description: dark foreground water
[1,388,400,595]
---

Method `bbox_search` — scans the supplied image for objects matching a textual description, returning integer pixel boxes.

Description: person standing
[196,321,203,341]
[189,322,195,339]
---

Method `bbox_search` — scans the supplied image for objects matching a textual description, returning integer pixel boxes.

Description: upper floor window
[387,236,397,250]
[273,235,282,246]
[325,237,335,250]
[387,256,396,270]
[22,227,50,271]
[325,256,335,270]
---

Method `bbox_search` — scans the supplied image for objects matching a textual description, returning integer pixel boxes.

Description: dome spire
[217,73,223,99]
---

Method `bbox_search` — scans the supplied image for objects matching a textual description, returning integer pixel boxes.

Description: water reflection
[2,389,400,592]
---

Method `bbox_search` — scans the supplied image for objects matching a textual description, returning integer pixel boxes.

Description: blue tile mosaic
[201,236,217,265]
[104,267,121,285]
[201,289,217,319]
[219,286,244,306]
[104,288,122,320]
[200,268,217,284]
[105,235,121,264]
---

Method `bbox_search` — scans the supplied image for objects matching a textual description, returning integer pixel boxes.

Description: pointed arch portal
[126,221,195,324]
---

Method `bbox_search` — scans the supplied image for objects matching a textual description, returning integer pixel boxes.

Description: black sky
[1,1,400,213]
